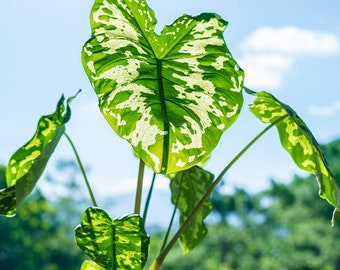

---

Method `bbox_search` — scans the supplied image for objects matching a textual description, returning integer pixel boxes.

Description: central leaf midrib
[155,19,196,60]
[156,59,170,173]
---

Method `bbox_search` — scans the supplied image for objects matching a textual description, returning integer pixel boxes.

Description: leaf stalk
[134,159,145,215]
[64,132,97,207]
[143,172,157,222]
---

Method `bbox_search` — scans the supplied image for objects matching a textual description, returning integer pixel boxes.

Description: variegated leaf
[82,0,244,174]
[170,166,214,253]
[0,95,73,216]
[75,207,150,270]
[248,90,340,224]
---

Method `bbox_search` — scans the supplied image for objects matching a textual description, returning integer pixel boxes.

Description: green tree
[0,161,87,270]
[155,139,340,270]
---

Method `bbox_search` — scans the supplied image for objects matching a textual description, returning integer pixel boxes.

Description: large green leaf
[0,95,73,216]
[75,207,150,270]
[82,0,244,174]
[170,166,214,253]
[247,90,340,224]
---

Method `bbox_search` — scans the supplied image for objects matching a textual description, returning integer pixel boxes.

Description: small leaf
[82,0,244,174]
[170,166,214,253]
[81,260,105,270]
[0,95,75,216]
[75,207,150,270]
[248,90,340,224]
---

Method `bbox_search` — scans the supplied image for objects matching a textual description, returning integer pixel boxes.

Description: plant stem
[134,159,145,215]
[160,203,178,253]
[149,115,288,269]
[160,175,183,253]
[63,132,97,207]
[143,172,156,222]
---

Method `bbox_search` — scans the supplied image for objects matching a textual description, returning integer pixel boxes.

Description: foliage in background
[1,140,339,269]
[146,139,340,270]
[0,161,86,270]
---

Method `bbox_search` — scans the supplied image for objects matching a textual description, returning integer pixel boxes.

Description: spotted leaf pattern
[0,95,73,216]
[248,90,340,224]
[82,0,244,174]
[170,166,214,253]
[75,207,150,270]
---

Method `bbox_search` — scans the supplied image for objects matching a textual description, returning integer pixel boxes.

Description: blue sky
[0,1,340,211]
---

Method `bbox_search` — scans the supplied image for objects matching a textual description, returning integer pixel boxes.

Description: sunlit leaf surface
[82,0,244,174]
[81,260,105,270]
[248,90,340,224]
[0,95,73,216]
[170,166,214,253]
[76,207,150,270]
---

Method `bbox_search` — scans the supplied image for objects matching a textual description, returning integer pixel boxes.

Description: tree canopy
[147,139,340,269]
[1,139,340,269]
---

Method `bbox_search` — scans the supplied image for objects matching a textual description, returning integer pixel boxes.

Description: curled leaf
[247,90,340,224]
[0,94,76,216]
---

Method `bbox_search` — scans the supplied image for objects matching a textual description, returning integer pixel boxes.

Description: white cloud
[238,26,340,90]
[243,26,340,54]
[238,53,293,89]
[308,100,340,116]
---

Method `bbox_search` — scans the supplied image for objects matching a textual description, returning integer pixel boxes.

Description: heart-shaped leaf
[170,166,214,253]
[75,207,150,270]
[0,94,75,216]
[247,90,340,225]
[82,0,244,174]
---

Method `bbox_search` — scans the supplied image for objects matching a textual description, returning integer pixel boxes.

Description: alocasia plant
[1,0,339,269]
